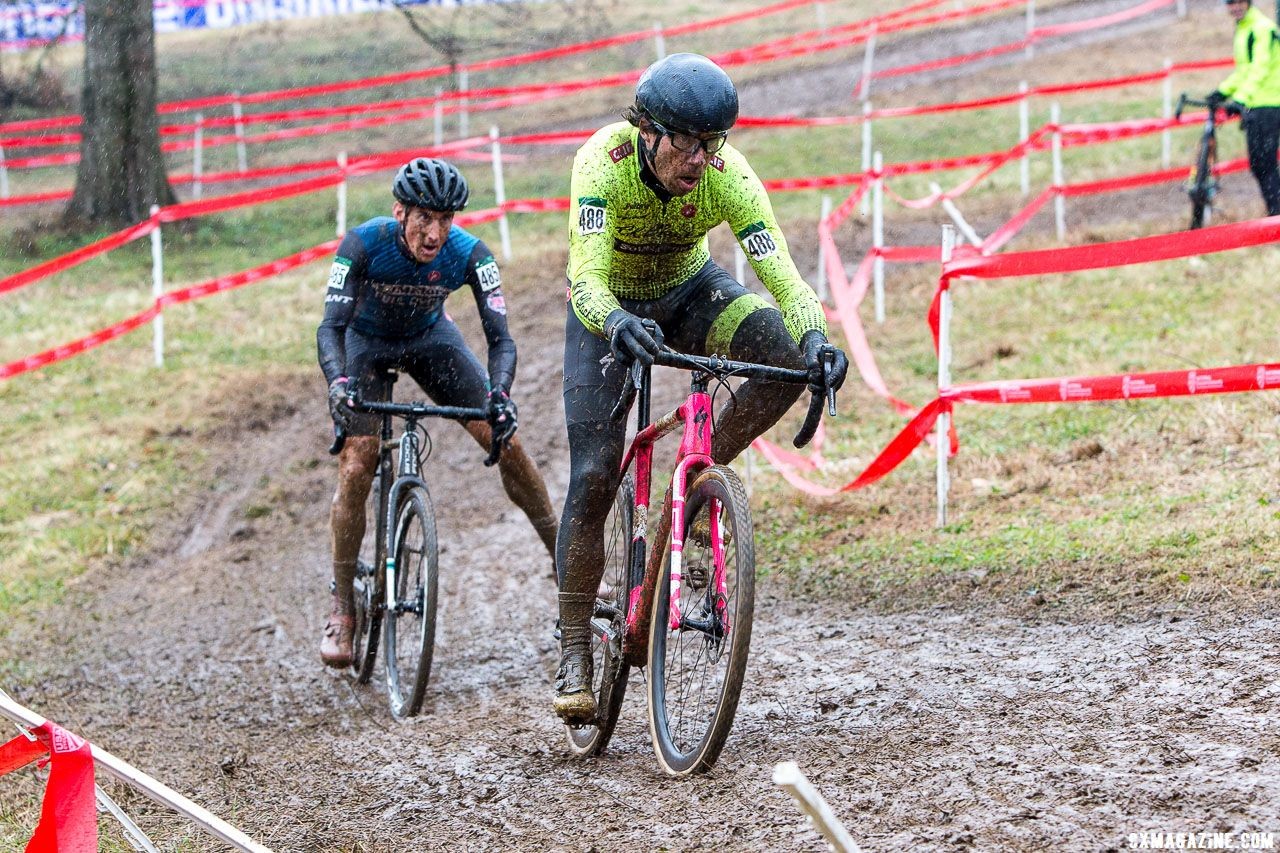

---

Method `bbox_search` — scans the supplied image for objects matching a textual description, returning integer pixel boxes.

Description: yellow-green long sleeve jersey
[566,122,827,344]
[1220,6,1280,108]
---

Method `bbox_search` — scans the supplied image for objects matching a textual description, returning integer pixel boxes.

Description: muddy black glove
[1225,100,1245,118]
[327,377,352,430]
[1206,90,1227,108]
[486,386,518,445]
[604,309,660,367]
[800,330,849,394]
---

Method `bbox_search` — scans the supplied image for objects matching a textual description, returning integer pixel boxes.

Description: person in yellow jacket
[1209,0,1280,215]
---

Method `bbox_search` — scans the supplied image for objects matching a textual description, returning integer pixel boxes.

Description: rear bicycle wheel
[383,483,439,718]
[351,466,387,683]
[567,474,637,756]
[647,465,754,776]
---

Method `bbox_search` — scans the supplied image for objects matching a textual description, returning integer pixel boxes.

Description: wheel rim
[351,470,384,682]
[349,563,374,676]
[567,480,632,753]
[386,496,433,716]
[655,495,738,761]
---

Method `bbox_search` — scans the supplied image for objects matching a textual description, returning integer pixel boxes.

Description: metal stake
[232,95,247,173]
[872,151,885,323]
[490,126,511,260]
[1051,102,1065,240]
[816,195,832,303]
[936,225,955,528]
[1019,81,1030,196]
[150,205,164,368]
[192,113,203,201]
[1162,59,1173,169]
[336,151,347,237]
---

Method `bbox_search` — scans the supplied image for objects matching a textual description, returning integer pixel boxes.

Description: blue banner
[1,0,500,49]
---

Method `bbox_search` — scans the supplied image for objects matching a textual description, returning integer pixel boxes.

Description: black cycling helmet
[392,157,469,211]
[634,53,739,135]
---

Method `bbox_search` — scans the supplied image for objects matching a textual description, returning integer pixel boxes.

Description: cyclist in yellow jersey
[1208,0,1280,215]
[553,53,850,724]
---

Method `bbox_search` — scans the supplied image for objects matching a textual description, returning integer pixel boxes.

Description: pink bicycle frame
[618,380,730,653]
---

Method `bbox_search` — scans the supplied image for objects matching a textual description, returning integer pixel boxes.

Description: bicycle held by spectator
[566,324,837,775]
[329,370,503,718]
[1176,93,1224,229]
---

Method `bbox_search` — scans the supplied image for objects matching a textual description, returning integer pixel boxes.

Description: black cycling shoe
[553,651,596,726]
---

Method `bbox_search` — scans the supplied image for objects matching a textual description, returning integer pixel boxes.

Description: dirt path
[7,1,1280,850]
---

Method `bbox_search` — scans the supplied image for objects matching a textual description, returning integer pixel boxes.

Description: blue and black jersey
[316,216,515,391]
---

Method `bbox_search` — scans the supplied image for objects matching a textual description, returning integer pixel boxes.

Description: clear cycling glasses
[652,120,728,155]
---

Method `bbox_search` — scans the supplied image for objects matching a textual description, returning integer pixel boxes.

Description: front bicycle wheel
[351,466,386,684]
[647,465,754,776]
[567,474,637,757]
[1190,134,1218,230]
[383,483,439,718]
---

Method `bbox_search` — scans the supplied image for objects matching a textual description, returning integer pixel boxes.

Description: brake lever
[483,433,502,467]
[822,349,837,416]
[609,358,645,422]
[328,425,346,455]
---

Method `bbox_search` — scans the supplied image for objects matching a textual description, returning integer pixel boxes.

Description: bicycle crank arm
[590,617,622,658]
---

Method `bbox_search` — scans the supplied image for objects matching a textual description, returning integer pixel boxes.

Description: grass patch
[3,0,1277,640]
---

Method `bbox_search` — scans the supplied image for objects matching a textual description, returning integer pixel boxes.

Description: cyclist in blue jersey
[316,158,558,668]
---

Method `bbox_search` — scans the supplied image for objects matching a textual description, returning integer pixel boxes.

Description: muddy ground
[5,0,1280,850]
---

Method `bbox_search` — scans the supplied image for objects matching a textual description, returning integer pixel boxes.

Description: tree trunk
[65,0,175,227]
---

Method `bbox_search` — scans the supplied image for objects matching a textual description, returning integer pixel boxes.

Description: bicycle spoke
[648,466,755,775]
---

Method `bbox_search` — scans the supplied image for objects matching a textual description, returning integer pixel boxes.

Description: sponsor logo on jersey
[325,294,353,304]
[609,141,635,163]
[372,282,451,309]
[476,259,502,292]
[680,203,697,218]
[327,257,353,290]
[735,221,778,261]
[614,238,697,256]
[486,293,507,315]
[709,155,725,172]
[428,270,442,283]
[578,196,607,235]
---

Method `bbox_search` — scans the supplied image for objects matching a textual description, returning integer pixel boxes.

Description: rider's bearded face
[641,123,718,197]
[394,203,454,263]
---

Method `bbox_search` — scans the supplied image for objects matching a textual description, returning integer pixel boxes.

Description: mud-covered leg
[711,310,806,465]
[554,416,627,721]
[323,435,378,667]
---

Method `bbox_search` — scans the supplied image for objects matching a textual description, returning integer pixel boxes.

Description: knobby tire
[1190,134,1216,230]
[383,483,439,718]
[646,465,755,776]
[351,464,389,684]
[567,475,637,757]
